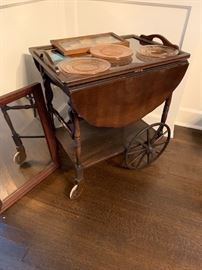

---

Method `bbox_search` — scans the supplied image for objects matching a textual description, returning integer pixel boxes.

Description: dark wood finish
[56,120,149,168]
[174,125,202,146]
[70,62,188,127]
[29,35,190,89]
[0,83,39,106]
[161,94,172,124]
[29,34,190,197]
[124,122,170,169]
[0,126,201,270]
[32,84,59,166]
[0,83,59,213]
[140,34,179,49]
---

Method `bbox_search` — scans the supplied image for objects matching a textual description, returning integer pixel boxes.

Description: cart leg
[43,77,55,127]
[69,109,84,199]
[161,94,172,124]
[154,94,173,139]
[1,106,26,165]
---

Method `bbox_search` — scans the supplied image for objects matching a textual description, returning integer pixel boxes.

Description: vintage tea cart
[29,34,190,199]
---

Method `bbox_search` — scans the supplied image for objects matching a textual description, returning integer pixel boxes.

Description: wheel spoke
[136,152,147,168]
[126,123,170,169]
[127,147,145,156]
[153,141,166,147]
[147,128,150,145]
[129,139,147,151]
[127,150,146,166]
[147,152,150,164]
[129,144,143,151]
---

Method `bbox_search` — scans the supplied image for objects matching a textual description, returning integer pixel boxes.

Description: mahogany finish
[29,34,190,88]
[29,34,190,197]
[139,34,179,49]
[0,83,39,106]
[32,85,59,165]
[71,62,188,127]
[56,120,149,168]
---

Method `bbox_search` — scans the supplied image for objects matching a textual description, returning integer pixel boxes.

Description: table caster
[69,182,84,200]
[13,147,27,165]
[125,122,170,169]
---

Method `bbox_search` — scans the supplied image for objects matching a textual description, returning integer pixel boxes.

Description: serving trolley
[29,34,190,199]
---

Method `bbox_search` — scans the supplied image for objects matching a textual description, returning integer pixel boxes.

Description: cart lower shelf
[56,119,170,199]
[56,119,151,168]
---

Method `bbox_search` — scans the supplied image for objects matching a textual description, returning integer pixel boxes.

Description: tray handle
[140,34,179,50]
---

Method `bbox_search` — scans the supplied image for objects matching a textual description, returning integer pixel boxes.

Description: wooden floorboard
[0,125,202,270]
[0,253,39,270]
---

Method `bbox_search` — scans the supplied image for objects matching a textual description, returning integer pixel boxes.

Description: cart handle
[140,34,179,50]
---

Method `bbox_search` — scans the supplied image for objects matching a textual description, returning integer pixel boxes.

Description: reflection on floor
[0,106,51,201]
[0,126,202,270]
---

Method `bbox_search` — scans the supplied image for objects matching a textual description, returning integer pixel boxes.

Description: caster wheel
[13,148,27,165]
[125,122,170,169]
[69,182,84,200]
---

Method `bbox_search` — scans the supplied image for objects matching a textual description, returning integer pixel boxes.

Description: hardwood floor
[0,125,202,270]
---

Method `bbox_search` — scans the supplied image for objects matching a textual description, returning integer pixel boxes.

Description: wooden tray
[136,44,179,62]
[57,57,111,75]
[50,32,129,56]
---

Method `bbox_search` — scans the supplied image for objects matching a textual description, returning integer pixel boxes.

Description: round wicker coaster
[58,57,111,75]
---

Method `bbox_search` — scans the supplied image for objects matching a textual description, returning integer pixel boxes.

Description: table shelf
[56,119,148,168]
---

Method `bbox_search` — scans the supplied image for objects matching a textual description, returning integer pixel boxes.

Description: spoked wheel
[69,181,84,200]
[125,122,170,169]
[13,146,27,165]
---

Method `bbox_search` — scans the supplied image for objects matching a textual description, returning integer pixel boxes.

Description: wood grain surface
[0,126,201,270]
[70,62,188,127]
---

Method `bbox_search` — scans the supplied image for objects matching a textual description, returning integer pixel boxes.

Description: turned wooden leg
[161,94,172,125]
[69,109,84,199]
[156,94,173,138]
[43,77,54,127]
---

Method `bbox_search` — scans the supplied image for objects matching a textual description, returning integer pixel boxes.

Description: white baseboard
[176,107,202,130]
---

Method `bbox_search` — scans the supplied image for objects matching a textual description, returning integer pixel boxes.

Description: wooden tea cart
[29,33,190,199]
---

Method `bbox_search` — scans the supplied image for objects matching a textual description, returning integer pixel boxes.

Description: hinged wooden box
[50,32,129,56]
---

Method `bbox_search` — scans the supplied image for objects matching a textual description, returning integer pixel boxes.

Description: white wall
[175,1,202,130]
[75,0,202,131]
[0,0,201,131]
[0,0,76,95]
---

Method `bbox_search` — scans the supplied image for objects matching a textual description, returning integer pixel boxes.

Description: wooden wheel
[69,181,84,200]
[13,147,27,165]
[125,123,170,169]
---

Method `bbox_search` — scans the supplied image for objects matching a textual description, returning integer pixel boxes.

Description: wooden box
[50,32,129,56]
